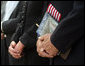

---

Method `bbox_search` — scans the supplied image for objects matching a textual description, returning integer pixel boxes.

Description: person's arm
[19,24,38,48]
[2,19,18,34]
[50,1,84,53]
[2,12,22,34]
[11,1,44,49]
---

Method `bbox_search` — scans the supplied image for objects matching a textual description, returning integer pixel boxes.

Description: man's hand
[1,33,4,40]
[8,41,25,59]
[36,34,59,58]
[8,41,20,59]
[15,41,25,57]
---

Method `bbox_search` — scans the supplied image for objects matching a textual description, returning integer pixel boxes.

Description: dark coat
[1,1,19,65]
[1,1,25,65]
[2,1,49,65]
[49,1,84,65]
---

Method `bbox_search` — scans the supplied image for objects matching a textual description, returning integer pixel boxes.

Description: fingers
[13,41,24,56]
[15,41,24,51]
[8,46,21,59]
[36,34,57,58]
[9,46,19,53]
[38,34,49,41]
[45,48,57,57]
[38,49,56,58]
[38,49,54,58]
[36,37,43,48]
[8,45,20,55]
[45,46,57,57]
[37,39,44,53]
[37,34,48,47]
[8,48,20,57]
[43,44,56,56]
[8,41,22,59]
[37,47,53,58]
[11,52,21,59]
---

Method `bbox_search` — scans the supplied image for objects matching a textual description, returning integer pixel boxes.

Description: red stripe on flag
[46,3,51,12]
[49,4,52,14]
[54,10,57,19]
[53,8,56,18]
[56,12,59,21]
[58,14,61,22]
[51,6,54,16]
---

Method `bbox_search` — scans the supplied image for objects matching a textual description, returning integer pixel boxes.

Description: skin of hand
[8,41,25,59]
[1,33,4,40]
[36,34,59,58]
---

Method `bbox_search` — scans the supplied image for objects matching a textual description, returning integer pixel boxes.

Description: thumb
[38,37,44,41]
[38,34,47,41]
[38,34,49,41]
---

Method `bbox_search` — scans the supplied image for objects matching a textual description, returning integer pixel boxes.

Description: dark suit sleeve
[12,17,42,49]
[18,1,44,48]
[2,12,22,34]
[19,24,38,48]
[50,1,84,53]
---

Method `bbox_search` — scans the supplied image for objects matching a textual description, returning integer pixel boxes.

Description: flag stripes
[46,3,61,22]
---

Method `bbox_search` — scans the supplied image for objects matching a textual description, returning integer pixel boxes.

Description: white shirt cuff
[1,21,4,32]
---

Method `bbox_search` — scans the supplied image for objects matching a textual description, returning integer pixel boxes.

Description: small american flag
[46,3,61,22]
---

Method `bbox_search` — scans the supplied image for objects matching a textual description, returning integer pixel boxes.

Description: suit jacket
[11,1,84,65]
[50,1,84,65]
[50,1,84,54]
[1,1,25,65]
[2,1,23,34]
[8,1,49,65]
[12,1,44,49]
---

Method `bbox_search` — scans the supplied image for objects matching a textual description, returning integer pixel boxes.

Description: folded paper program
[36,4,61,36]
